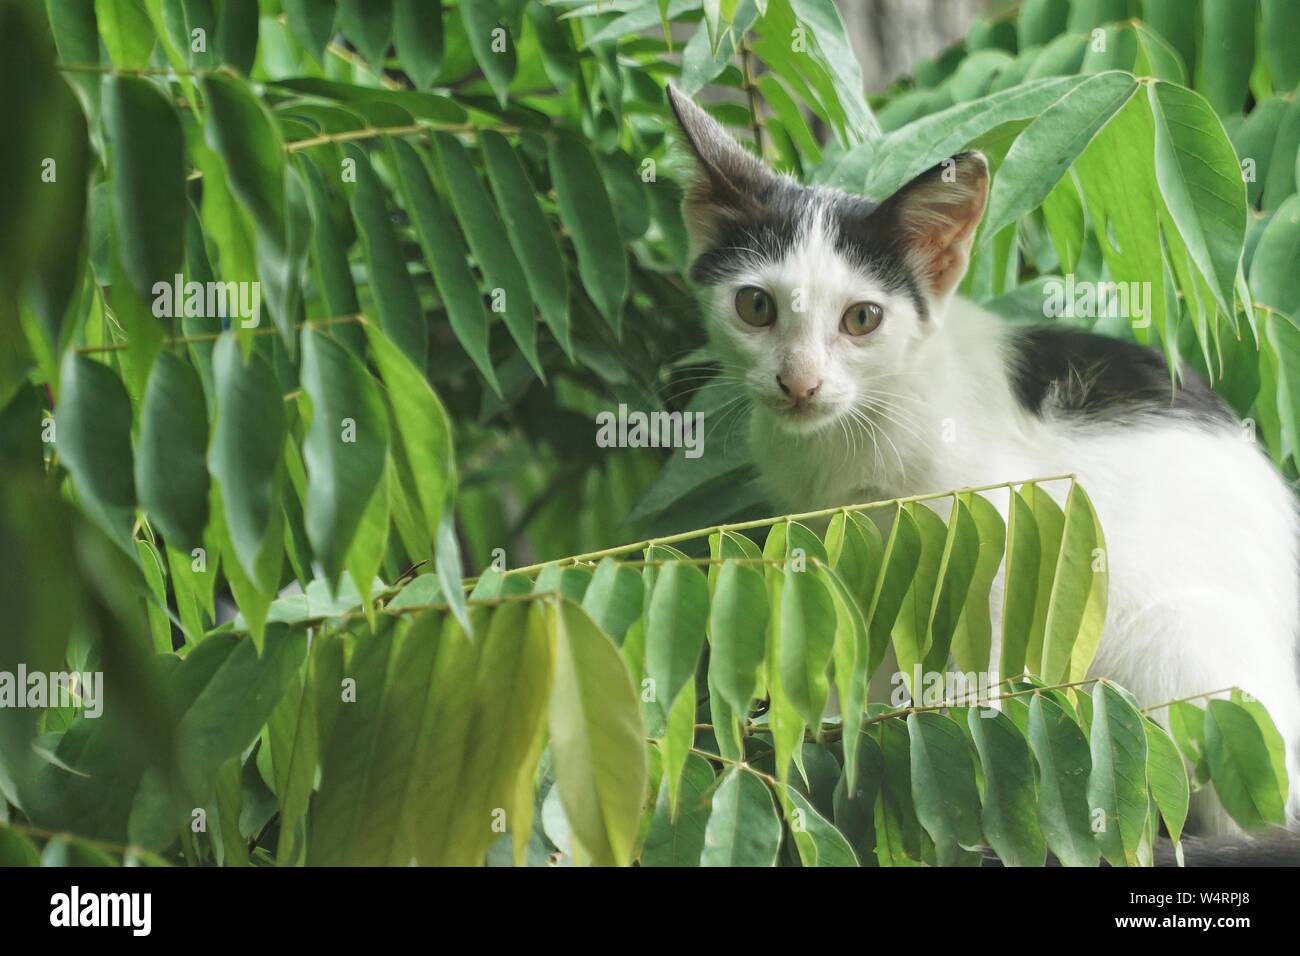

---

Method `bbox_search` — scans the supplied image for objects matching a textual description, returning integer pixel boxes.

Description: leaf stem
[499,475,1076,578]
[1141,686,1240,714]
[739,36,767,163]
[73,313,368,355]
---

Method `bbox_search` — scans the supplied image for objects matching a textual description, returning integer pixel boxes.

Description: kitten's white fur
[705,201,1300,836]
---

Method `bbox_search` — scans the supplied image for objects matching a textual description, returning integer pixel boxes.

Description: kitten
[667,84,1300,839]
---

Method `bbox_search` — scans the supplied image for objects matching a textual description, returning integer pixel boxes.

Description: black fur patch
[688,178,807,285]
[827,191,930,321]
[1009,325,1234,427]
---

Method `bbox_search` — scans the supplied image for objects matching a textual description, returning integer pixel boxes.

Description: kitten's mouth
[759,395,837,432]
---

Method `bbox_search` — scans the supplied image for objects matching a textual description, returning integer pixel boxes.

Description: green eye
[841,301,883,336]
[735,286,776,327]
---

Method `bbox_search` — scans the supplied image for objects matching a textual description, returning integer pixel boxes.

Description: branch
[499,474,1078,578]
[739,35,767,163]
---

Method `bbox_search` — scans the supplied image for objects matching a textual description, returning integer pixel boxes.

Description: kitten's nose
[777,374,822,402]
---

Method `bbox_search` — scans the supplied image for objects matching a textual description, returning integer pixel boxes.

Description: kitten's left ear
[877,152,989,302]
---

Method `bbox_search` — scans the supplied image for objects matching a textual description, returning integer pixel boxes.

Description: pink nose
[777,374,821,401]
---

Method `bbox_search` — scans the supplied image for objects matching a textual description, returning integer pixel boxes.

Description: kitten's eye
[735,286,776,327]
[841,301,883,336]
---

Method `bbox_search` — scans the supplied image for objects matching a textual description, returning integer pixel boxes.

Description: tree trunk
[836,0,990,91]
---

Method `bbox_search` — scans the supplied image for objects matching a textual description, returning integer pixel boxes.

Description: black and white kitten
[666,85,1300,837]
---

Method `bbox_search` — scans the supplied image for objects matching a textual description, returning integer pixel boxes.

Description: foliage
[0,0,1293,866]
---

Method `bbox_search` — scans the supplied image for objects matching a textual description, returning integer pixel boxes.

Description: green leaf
[907,712,982,866]
[130,626,306,848]
[0,827,40,866]
[641,753,714,866]
[444,603,553,865]
[310,618,405,865]
[1074,90,1175,357]
[459,0,515,106]
[435,506,470,635]
[645,560,710,713]
[300,326,389,590]
[1262,0,1300,90]
[135,537,170,653]
[1195,0,1254,116]
[548,599,647,866]
[1021,482,1064,676]
[523,6,575,91]
[708,560,770,718]
[1000,485,1040,679]
[480,130,572,356]
[1148,81,1247,314]
[267,666,317,865]
[208,334,287,594]
[196,73,285,239]
[786,0,878,140]
[549,134,628,335]
[388,138,498,393]
[659,678,697,815]
[1235,692,1290,803]
[346,458,391,615]
[924,497,980,673]
[1204,698,1288,829]
[1027,694,1098,867]
[344,143,428,370]
[26,78,89,356]
[1041,482,1106,683]
[580,556,644,644]
[778,564,837,728]
[865,75,1087,197]
[1143,717,1190,846]
[1252,196,1300,317]
[893,503,946,689]
[967,707,1046,866]
[136,352,209,550]
[103,75,185,301]
[783,785,859,866]
[364,322,456,565]
[297,153,361,326]
[1017,0,1069,47]
[951,493,1004,673]
[980,71,1136,242]
[215,0,258,73]
[200,72,308,350]
[700,767,781,866]
[395,612,482,865]
[866,506,921,683]
[832,727,885,861]
[1087,681,1149,866]
[394,0,443,88]
[96,0,155,68]
[433,132,541,378]
[338,0,391,67]
[56,353,136,546]
[283,0,337,65]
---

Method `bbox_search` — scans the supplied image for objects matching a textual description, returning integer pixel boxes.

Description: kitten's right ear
[666,83,777,241]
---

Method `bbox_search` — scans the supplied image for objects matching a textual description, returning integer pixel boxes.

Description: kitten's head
[667,84,988,435]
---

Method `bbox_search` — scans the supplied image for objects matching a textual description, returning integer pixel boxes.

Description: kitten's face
[696,194,929,435]
[667,85,988,436]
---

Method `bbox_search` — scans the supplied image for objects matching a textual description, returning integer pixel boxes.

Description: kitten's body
[666,84,1300,838]
[753,299,1300,835]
